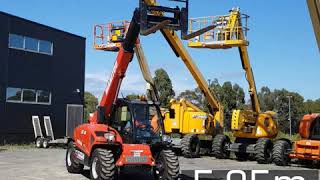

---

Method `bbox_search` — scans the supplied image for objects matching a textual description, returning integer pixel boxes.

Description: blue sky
[1,1,319,101]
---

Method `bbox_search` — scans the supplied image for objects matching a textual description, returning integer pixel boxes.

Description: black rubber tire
[90,148,117,180]
[212,134,231,159]
[255,138,273,164]
[272,140,291,166]
[35,137,43,148]
[42,138,50,149]
[66,142,84,173]
[181,134,200,158]
[235,152,249,161]
[154,150,180,180]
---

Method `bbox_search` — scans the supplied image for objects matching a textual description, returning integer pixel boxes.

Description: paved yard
[0,148,318,180]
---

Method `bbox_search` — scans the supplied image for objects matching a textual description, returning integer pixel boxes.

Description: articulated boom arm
[143,0,224,125]
[231,10,261,113]
[90,10,141,123]
[307,0,320,51]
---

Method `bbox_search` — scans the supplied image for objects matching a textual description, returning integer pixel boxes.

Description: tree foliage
[84,92,98,122]
[178,79,246,131]
[258,87,305,133]
[125,94,140,100]
[153,68,175,108]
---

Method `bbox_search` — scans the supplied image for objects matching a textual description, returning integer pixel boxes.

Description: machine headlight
[162,135,172,142]
[104,132,115,142]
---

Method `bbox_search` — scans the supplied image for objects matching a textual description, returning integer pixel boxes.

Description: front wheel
[90,148,117,180]
[154,150,180,180]
[181,134,200,158]
[35,137,43,148]
[272,140,291,166]
[212,134,231,159]
[255,138,273,164]
[66,142,84,173]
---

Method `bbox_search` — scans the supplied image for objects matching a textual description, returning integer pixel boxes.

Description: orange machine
[290,114,320,161]
[273,114,320,166]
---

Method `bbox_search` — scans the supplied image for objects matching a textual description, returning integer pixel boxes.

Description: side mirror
[169,108,175,119]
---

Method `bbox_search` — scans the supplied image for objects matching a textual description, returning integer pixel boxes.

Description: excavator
[64,2,196,178]
[139,0,225,158]
[187,8,278,163]
[272,0,320,167]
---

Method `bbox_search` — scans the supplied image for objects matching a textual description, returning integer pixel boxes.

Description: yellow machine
[163,98,223,157]
[187,8,278,163]
[139,0,225,158]
[307,0,320,50]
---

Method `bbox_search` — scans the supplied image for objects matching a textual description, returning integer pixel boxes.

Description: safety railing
[93,21,130,51]
[188,13,249,48]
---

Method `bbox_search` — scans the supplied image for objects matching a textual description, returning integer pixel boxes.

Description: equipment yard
[0,148,316,180]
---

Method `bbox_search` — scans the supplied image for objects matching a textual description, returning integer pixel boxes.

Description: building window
[6,87,51,105]
[8,33,53,55]
[25,37,39,52]
[9,34,24,49]
[6,87,22,101]
[37,90,51,104]
[22,89,36,102]
[39,40,53,54]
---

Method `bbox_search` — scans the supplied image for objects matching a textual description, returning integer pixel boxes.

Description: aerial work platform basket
[188,9,250,49]
[93,21,130,51]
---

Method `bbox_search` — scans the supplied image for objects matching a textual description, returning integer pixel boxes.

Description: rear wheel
[272,140,291,166]
[212,134,231,159]
[90,148,117,180]
[255,138,273,164]
[181,134,200,158]
[154,150,180,180]
[66,142,84,173]
[42,138,50,149]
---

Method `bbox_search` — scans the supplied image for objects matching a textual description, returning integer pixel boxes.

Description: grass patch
[0,143,35,152]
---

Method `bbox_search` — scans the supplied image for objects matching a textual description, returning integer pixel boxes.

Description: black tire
[212,134,231,159]
[181,134,200,158]
[255,138,273,164]
[235,152,249,161]
[66,142,84,173]
[90,148,117,180]
[272,140,291,166]
[154,150,180,180]
[35,137,43,148]
[42,138,50,149]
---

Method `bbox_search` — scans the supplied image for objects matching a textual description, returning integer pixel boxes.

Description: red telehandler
[65,1,192,179]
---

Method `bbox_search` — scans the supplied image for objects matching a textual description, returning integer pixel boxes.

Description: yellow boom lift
[307,0,320,50]
[138,0,225,158]
[187,8,278,163]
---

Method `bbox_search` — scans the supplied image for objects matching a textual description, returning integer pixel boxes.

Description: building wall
[0,12,85,143]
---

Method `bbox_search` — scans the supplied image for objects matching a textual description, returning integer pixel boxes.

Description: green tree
[153,68,175,108]
[84,92,98,122]
[126,94,140,100]
[258,87,306,134]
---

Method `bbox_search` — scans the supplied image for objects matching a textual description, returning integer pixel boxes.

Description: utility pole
[287,95,292,137]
